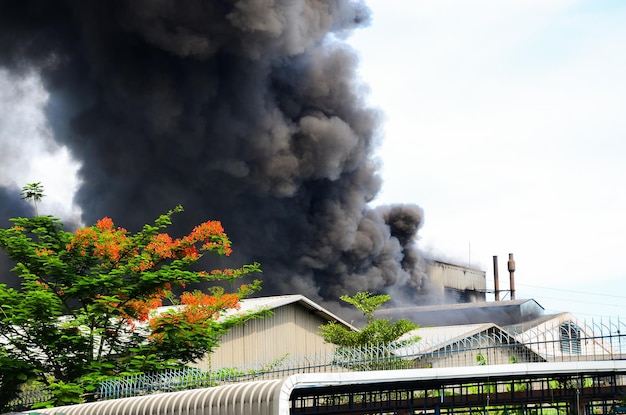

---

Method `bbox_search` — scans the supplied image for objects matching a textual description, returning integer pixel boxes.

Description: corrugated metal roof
[395,323,505,355]
[233,295,358,331]
[400,323,497,344]
[155,294,358,332]
[504,312,568,333]
[376,299,547,326]
[379,299,544,314]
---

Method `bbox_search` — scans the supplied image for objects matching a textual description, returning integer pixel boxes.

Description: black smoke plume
[0,0,429,316]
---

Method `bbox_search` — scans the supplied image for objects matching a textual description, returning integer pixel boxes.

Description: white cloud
[0,69,82,223]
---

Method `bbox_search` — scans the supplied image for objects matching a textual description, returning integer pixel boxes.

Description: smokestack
[492,255,500,301]
[507,253,516,300]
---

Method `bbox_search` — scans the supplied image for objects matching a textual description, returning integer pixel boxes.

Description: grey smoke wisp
[0,0,428,315]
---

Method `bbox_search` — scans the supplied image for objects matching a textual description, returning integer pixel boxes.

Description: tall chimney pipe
[508,253,516,300]
[493,255,500,301]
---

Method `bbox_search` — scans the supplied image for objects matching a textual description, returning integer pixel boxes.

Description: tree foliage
[20,182,45,216]
[320,292,419,347]
[0,206,262,409]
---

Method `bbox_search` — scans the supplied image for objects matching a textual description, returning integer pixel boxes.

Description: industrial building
[425,253,519,306]
[194,295,357,371]
[426,260,486,303]
[378,253,550,327]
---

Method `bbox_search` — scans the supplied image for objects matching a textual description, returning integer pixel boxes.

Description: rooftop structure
[427,260,486,303]
[378,298,545,326]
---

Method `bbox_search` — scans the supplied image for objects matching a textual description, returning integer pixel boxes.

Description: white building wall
[195,303,337,370]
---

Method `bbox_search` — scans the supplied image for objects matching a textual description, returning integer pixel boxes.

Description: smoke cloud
[0,0,429,316]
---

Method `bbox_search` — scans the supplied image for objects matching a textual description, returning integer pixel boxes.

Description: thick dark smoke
[0,0,430,317]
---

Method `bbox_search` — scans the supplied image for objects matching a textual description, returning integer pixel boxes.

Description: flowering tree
[0,206,262,409]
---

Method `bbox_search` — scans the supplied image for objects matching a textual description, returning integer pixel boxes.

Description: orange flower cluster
[68,216,231,273]
[67,217,131,263]
[35,280,49,289]
[140,220,231,266]
[145,233,175,259]
[67,227,97,256]
[210,268,236,277]
[95,217,114,230]
[124,296,163,322]
[181,246,199,260]
[35,248,54,257]
[116,286,171,329]
[93,219,130,262]
[133,260,154,272]
[180,291,239,308]
[181,221,232,256]
[148,291,240,331]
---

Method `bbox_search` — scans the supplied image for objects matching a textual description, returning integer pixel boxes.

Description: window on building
[559,322,581,354]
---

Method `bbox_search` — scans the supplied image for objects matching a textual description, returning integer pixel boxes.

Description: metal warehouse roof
[377,299,546,326]
[155,294,358,332]
[230,294,357,330]
[393,322,519,357]
[398,322,500,345]
[379,298,544,314]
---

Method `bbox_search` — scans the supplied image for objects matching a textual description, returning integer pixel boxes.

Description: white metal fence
[8,316,626,410]
[96,317,626,399]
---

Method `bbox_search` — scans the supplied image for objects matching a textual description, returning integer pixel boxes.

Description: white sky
[350,1,626,320]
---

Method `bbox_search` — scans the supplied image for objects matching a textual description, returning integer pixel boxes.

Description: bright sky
[350,1,626,320]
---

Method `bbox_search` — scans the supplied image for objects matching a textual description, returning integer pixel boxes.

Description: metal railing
[9,316,626,408]
[97,316,626,399]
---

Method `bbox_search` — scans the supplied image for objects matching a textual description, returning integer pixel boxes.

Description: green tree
[320,292,419,347]
[0,206,262,410]
[320,292,420,371]
[20,182,45,216]
[0,349,37,410]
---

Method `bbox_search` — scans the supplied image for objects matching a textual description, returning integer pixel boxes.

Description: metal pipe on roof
[508,253,516,300]
[493,256,500,301]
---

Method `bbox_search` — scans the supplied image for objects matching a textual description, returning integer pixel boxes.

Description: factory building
[193,295,357,371]
[379,253,538,326]
[426,260,486,303]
